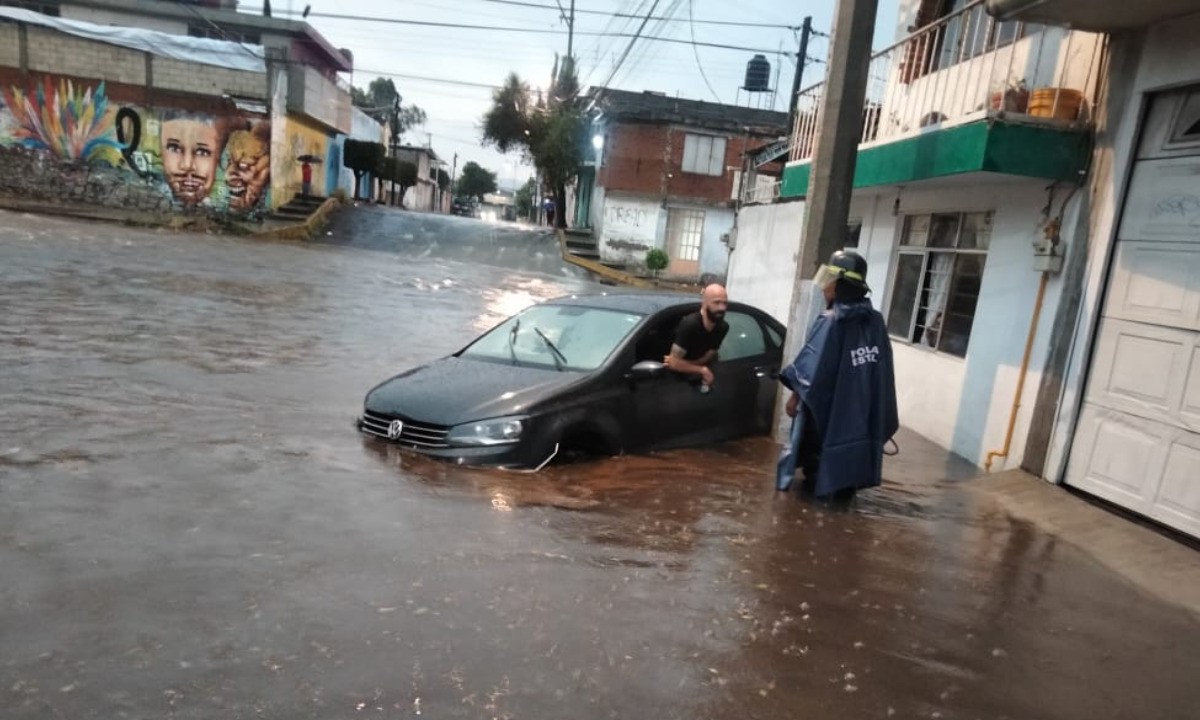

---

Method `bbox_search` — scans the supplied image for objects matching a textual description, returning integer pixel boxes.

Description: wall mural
[0,77,272,219]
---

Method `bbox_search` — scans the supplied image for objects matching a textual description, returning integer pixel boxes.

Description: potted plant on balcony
[989,79,1030,114]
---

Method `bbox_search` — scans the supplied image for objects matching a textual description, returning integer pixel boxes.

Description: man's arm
[664,344,716,384]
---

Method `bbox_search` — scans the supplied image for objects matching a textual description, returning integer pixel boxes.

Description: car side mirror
[630,360,666,380]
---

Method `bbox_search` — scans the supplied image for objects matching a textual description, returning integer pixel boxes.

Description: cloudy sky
[243,0,902,190]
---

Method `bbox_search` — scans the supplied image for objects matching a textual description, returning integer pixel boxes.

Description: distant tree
[482,56,582,229]
[352,78,427,149]
[436,167,451,192]
[343,139,386,200]
[455,161,498,201]
[514,177,537,220]
[396,160,418,207]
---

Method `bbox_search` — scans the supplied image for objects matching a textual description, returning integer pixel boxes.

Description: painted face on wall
[161,118,220,205]
[225,128,270,211]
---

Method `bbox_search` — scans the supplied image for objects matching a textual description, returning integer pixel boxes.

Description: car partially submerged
[357,292,786,469]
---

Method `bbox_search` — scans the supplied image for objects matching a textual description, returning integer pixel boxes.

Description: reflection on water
[473,277,590,332]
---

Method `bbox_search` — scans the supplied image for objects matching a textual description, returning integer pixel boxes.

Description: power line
[687,0,720,103]
[281,9,787,54]
[172,0,264,63]
[469,0,801,29]
[355,70,502,90]
[596,0,662,94]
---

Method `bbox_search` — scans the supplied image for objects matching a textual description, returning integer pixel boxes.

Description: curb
[555,229,698,291]
[255,197,342,240]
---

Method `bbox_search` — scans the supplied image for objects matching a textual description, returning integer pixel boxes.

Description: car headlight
[447,416,525,446]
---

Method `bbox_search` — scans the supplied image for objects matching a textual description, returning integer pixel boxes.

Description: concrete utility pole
[777,0,879,435]
[787,16,813,130]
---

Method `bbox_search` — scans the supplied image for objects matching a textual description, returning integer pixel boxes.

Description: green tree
[455,161,498,201]
[436,168,451,193]
[514,178,536,220]
[396,160,418,207]
[343,139,386,200]
[352,78,427,149]
[482,55,582,228]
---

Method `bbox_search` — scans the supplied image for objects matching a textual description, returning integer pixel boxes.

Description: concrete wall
[0,22,19,68]
[868,178,1077,469]
[274,112,330,206]
[1045,10,1200,482]
[0,23,274,220]
[732,174,1081,469]
[334,107,384,199]
[727,201,806,323]
[598,193,662,267]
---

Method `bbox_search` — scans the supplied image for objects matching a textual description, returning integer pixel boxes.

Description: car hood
[365,356,586,426]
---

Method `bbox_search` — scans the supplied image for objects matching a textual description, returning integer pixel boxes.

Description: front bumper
[355,412,551,469]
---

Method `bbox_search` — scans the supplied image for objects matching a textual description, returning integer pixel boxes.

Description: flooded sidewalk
[1,208,1197,719]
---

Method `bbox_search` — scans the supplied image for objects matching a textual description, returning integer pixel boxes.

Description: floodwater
[1,206,1197,719]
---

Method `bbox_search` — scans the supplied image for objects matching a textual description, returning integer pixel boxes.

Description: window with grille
[681,134,727,176]
[666,208,705,262]
[887,211,991,358]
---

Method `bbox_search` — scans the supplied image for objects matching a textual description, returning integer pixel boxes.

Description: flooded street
[1,206,1197,719]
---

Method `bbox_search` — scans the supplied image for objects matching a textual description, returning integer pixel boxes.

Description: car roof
[545,290,769,320]
[545,290,694,314]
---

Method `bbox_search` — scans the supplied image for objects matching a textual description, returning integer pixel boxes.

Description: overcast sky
[242,0,901,190]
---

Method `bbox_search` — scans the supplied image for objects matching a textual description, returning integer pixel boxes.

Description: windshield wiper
[532,326,567,371]
[508,318,520,366]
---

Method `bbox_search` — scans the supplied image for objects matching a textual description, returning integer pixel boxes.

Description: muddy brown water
[1,207,1197,719]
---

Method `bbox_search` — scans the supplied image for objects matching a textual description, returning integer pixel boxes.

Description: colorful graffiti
[0,76,272,219]
[1,78,123,165]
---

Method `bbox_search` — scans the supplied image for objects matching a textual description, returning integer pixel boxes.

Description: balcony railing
[741,177,782,205]
[789,0,1104,164]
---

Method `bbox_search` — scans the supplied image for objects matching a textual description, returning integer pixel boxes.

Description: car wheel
[556,425,617,465]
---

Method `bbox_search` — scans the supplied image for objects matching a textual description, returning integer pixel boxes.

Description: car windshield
[460,304,644,371]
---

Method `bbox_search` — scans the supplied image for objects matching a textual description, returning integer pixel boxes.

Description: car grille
[360,410,451,449]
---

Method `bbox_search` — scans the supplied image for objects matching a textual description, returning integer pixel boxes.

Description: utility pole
[568,0,576,59]
[450,152,458,194]
[787,17,813,131]
[777,0,878,436]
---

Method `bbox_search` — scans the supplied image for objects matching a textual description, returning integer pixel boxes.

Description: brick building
[579,89,787,281]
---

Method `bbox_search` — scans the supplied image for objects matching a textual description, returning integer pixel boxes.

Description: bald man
[664,284,730,387]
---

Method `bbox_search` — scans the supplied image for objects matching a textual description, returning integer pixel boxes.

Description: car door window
[634,311,690,362]
[720,312,768,360]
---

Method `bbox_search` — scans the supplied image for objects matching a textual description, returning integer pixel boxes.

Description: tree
[514,178,536,220]
[481,56,582,229]
[455,161,497,201]
[436,168,451,193]
[352,78,427,149]
[343,139,386,200]
[396,160,418,207]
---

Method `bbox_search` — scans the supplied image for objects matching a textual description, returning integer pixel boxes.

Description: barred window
[887,211,991,358]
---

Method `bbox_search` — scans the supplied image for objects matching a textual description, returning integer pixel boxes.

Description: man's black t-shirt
[673,311,729,361]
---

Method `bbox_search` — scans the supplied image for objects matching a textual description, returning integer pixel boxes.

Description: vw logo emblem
[387,419,404,440]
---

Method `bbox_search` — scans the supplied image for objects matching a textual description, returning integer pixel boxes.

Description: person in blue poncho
[777,250,899,500]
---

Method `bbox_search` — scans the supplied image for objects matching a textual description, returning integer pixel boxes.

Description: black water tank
[744,54,771,92]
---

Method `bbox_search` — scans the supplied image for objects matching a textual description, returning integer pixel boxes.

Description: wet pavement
[1,206,1197,719]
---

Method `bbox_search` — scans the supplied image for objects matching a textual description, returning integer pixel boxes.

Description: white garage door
[1067,87,1200,539]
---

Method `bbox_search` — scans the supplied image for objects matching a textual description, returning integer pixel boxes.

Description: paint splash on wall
[0,78,122,165]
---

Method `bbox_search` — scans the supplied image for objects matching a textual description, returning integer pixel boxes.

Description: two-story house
[730,0,1200,539]
[580,89,788,282]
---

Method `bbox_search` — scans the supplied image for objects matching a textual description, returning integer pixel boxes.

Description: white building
[729,0,1200,539]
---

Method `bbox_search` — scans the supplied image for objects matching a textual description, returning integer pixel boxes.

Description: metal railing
[789,0,1103,163]
[741,178,782,205]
